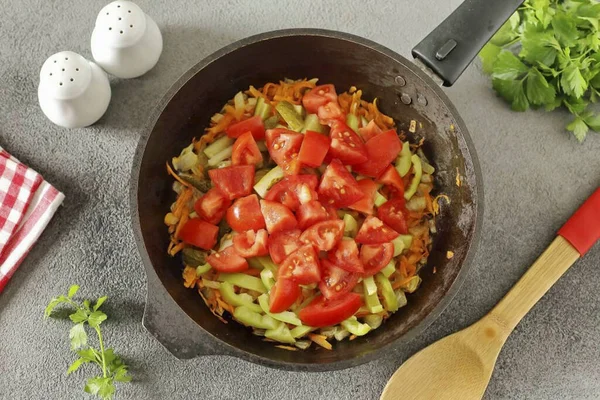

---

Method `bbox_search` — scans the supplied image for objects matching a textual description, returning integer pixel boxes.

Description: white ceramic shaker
[38,51,111,128]
[91,1,162,79]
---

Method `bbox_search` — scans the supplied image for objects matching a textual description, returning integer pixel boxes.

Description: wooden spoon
[381,188,600,400]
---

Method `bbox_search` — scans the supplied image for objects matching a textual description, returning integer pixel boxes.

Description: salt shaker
[91,1,163,79]
[38,51,111,128]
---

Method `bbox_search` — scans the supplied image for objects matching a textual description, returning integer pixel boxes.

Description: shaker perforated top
[94,1,147,48]
[38,51,93,100]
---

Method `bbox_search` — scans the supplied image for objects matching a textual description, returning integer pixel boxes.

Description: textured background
[1,0,600,399]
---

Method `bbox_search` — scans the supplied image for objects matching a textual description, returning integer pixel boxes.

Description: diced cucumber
[380,260,396,278]
[254,166,284,198]
[404,155,422,200]
[275,101,304,132]
[363,276,378,296]
[346,114,359,132]
[392,236,406,257]
[374,191,387,207]
[264,115,279,129]
[398,234,413,250]
[343,214,358,238]
[204,136,234,158]
[293,104,306,118]
[301,113,325,133]
[395,142,412,177]
[207,146,233,167]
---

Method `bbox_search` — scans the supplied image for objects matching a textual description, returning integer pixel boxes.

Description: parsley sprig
[45,285,131,400]
[479,0,600,141]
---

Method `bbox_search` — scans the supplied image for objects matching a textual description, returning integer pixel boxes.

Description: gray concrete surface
[1,0,600,399]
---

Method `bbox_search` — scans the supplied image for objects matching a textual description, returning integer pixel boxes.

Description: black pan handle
[412,0,525,86]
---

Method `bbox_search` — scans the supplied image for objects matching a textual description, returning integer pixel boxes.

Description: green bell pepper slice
[217,273,267,293]
[258,294,302,326]
[195,263,212,276]
[375,273,399,312]
[265,322,296,344]
[341,316,372,336]
[380,260,396,278]
[260,268,275,291]
[219,282,262,313]
[346,114,359,132]
[363,279,383,314]
[233,306,279,330]
[392,236,406,257]
[290,325,314,338]
[404,155,422,200]
[395,141,412,177]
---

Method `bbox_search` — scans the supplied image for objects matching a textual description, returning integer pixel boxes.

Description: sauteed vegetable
[164,78,437,350]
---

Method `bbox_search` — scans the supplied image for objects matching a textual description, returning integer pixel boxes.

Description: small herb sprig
[45,285,131,400]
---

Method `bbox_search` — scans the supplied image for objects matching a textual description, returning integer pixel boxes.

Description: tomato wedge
[377,165,405,196]
[353,130,402,177]
[355,216,399,244]
[348,179,378,215]
[377,197,408,234]
[296,200,330,230]
[327,238,363,273]
[207,246,249,272]
[232,229,269,258]
[264,174,318,211]
[278,244,321,284]
[319,259,361,299]
[328,120,368,165]
[302,84,338,114]
[298,131,331,167]
[265,129,304,175]
[268,229,302,264]
[298,293,362,327]
[360,243,394,276]
[179,219,219,250]
[317,101,344,125]
[226,194,265,232]
[358,119,382,142]
[194,187,231,225]
[299,219,344,251]
[232,131,263,166]
[260,199,297,235]
[269,278,301,313]
[317,159,364,208]
[208,165,255,200]
[226,115,265,140]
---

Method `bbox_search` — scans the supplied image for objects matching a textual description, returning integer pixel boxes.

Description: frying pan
[131,0,523,371]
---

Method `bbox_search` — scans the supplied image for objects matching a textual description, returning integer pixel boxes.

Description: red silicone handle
[558,188,600,256]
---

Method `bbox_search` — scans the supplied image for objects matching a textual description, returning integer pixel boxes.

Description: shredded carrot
[276,345,299,351]
[166,162,191,189]
[349,335,357,341]
[182,266,198,288]
[338,93,352,114]
[424,191,434,215]
[169,242,185,256]
[172,188,193,218]
[247,85,266,99]
[308,333,332,350]
[174,206,189,240]
[244,268,261,277]
[223,104,236,115]
[168,225,175,234]
[215,294,235,314]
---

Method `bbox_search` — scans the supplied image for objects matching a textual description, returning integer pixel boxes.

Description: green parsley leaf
[87,311,107,328]
[583,113,600,131]
[44,296,67,318]
[567,116,589,142]
[93,296,108,311]
[67,358,88,375]
[526,68,556,105]
[493,78,530,111]
[520,30,559,66]
[551,12,580,47]
[113,366,132,383]
[69,308,88,324]
[69,323,88,350]
[85,376,116,400]
[479,43,502,74]
[68,285,80,298]
[561,64,588,98]
[77,348,101,364]
[492,51,529,80]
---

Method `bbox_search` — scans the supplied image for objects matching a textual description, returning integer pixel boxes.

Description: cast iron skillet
[131,0,523,371]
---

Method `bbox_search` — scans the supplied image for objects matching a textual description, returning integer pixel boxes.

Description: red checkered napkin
[0,148,64,292]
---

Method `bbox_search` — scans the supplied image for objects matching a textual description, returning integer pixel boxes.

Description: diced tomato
[278,244,321,284]
[260,200,297,235]
[328,120,368,165]
[179,219,218,250]
[299,220,344,251]
[298,293,362,327]
[265,129,304,175]
[208,165,255,200]
[360,243,394,276]
[302,84,338,114]
[193,187,230,225]
[264,174,318,211]
[232,229,269,258]
[348,179,378,215]
[268,229,302,264]
[317,102,344,125]
[325,205,340,220]
[327,238,363,273]
[298,131,331,167]
[207,246,249,272]
[377,197,409,234]
[226,115,265,140]
[296,200,330,230]
[358,120,382,142]
[269,278,301,313]
[377,165,405,196]
[355,216,399,244]
[226,194,265,232]
[232,131,263,166]
[353,130,402,177]
[319,260,361,299]
[317,159,364,208]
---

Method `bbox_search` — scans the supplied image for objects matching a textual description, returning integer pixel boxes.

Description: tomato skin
[328,120,368,165]
[377,197,409,234]
[207,246,249,272]
[260,200,298,235]
[232,229,269,258]
[353,130,402,177]
[302,84,338,114]
[298,131,331,167]
[264,174,318,211]
[232,131,263,166]
[299,219,345,251]
[358,119,382,142]
[278,244,321,284]
[296,200,330,230]
[226,115,266,140]
[317,159,364,208]
[355,216,400,244]
[179,219,219,250]
[265,129,304,175]
[298,293,362,327]
[377,165,405,196]
[360,243,394,276]
[317,102,344,125]
[269,278,301,313]
[209,165,255,200]
[319,259,361,299]
[268,229,302,264]
[348,179,378,215]
[327,238,364,273]
[194,187,231,225]
[226,194,265,232]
